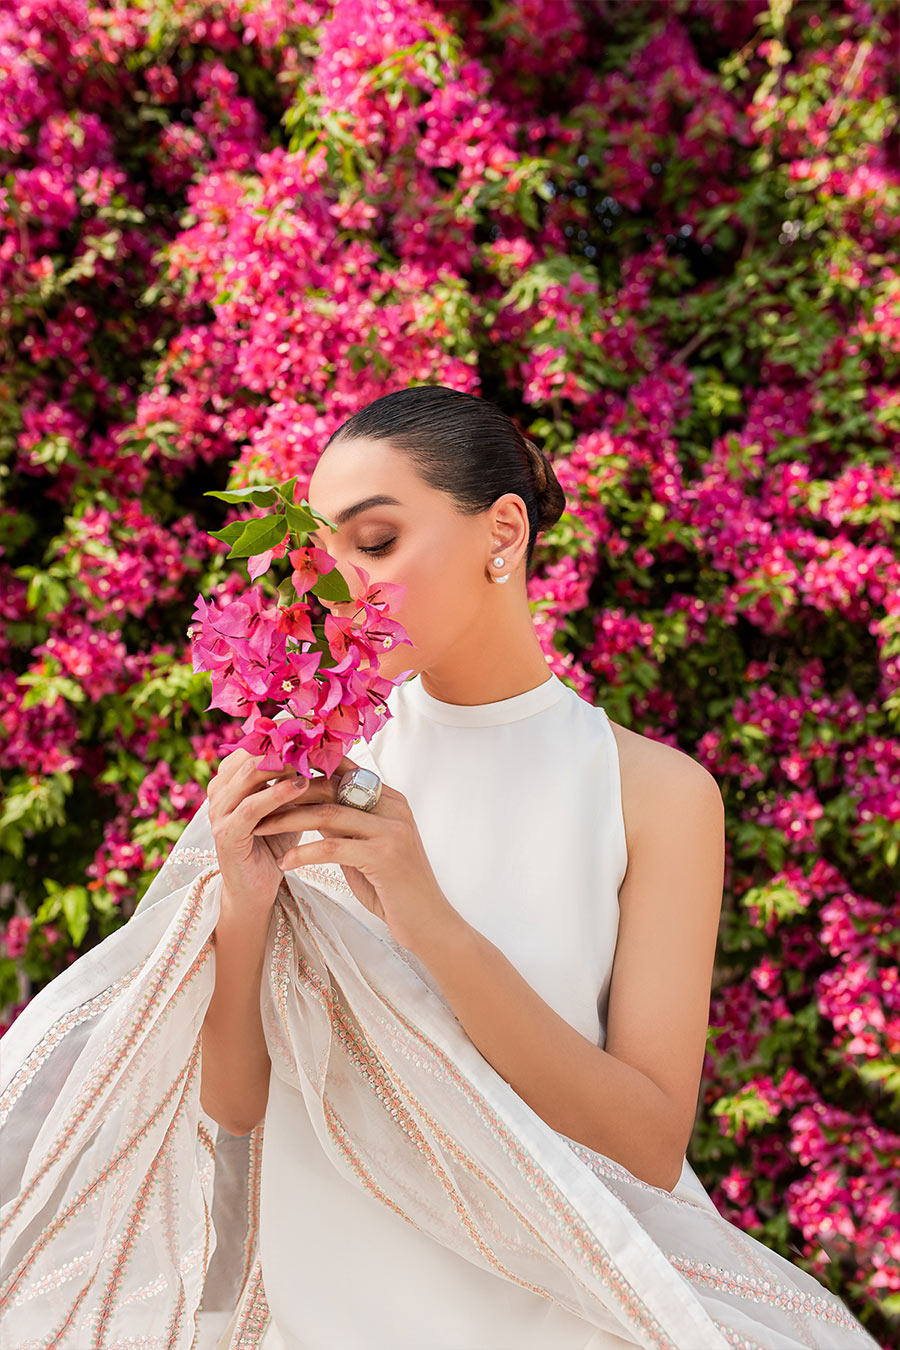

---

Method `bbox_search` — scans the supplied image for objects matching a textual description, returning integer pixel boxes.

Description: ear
[488,493,529,560]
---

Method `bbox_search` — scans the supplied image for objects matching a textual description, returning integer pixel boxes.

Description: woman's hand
[207,749,312,912]
[251,754,462,958]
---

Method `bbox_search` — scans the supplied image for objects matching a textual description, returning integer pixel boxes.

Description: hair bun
[521,437,566,532]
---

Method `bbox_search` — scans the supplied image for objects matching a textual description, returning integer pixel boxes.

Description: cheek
[409,538,484,626]
[371,539,484,677]
[380,539,474,636]
[406,533,476,595]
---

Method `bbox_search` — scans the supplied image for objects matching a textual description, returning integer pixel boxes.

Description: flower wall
[1,0,897,1339]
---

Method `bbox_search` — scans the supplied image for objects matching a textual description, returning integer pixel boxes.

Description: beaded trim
[168,845,219,868]
[271,885,872,1348]
[292,859,356,896]
[272,900,679,1349]
[668,1255,864,1332]
[711,1325,769,1350]
[0,966,143,1126]
[241,1120,265,1294]
[228,1255,271,1347]
[0,868,218,1345]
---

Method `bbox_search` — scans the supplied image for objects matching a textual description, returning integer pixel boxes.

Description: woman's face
[305,437,520,683]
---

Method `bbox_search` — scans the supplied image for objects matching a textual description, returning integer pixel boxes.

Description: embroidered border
[0,966,143,1125]
[92,1046,202,1349]
[229,1255,271,1347]
[276,899,679,1350]
[668,1255,864,1333]
[241,1120,265,1293]
[2,1055,197,1308]
[265,881,873,1349]
[711,1324,769,1350]
[1,869,215,1238]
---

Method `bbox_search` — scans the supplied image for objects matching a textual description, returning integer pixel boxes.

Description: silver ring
[336,766,382,812]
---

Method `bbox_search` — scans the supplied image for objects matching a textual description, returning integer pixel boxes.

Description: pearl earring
[491,556,510,584]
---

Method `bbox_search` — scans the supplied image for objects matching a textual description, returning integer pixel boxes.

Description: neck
[418,603,552,706]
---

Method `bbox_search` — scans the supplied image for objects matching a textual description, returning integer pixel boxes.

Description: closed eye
[358,538,396,556]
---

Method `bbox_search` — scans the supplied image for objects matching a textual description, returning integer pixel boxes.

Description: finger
[252,801,380,839]
[216,746,267,781]
[246,754,302,784]
[246,769,372,828]
[215,751,365,817]
[211,747,293,798]
[276,835,369,871]
[257,769,334,801]
[261,752,364,791]
[208,747,250,800]
[218,745,302,785]
[217,763,308,823]
[317,755,391,803]
[322,754,367,781]
[242,773,313,826]
[271,757,357,806]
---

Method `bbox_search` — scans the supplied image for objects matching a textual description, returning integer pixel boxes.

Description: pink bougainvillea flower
[288,543,341,597]
[190,537,412,776]
[274,601,317,644]
[247,531,290,581]
[336,564,413,656]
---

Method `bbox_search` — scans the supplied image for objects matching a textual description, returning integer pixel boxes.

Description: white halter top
[258,670,716,1348]
[347,669,626,1048]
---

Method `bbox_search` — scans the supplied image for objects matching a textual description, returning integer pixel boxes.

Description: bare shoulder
[604,716,723,869]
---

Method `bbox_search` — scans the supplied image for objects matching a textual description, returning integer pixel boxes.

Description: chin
[378,652,421,684]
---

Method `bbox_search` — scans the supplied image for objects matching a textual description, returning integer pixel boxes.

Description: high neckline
[402,670,566,726]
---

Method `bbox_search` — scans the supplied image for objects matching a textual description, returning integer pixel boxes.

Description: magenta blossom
[190,547,413,776]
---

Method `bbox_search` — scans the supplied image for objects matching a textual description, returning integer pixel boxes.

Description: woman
[0,386,880,1349]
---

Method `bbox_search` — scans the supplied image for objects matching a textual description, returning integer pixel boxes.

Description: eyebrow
[308,495,402,542]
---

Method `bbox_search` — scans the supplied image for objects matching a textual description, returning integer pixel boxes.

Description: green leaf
[208,521,250,545]
[61,887,90,946]
[857,1058,900,1105]
[0,773,72,849]
[284,502,321,534]
[204,486,278,507]
[311,567,353,603]
[276,475,300,504]
[226,515,289,559]
[19,671,87,709]
[0,957,20,1009]
[277,576,297,606]
[1,828,23,860]
[90,891,118,917]
[34,893,62,924]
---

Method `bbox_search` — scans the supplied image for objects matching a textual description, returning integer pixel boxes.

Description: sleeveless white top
[258,670,716,1348]
[350,669,624,1046]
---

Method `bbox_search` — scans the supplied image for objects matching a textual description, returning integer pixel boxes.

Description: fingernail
[275,855,287,868]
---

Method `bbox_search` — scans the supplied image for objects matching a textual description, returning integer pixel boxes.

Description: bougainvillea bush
[1,0,898,1338]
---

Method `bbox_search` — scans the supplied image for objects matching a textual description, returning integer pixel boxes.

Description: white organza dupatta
[0,798,879,1349]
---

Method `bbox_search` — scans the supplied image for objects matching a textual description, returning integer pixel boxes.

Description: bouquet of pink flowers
[188,474,414,778]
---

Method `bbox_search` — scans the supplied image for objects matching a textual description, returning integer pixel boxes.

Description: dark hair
[322,385,567,576]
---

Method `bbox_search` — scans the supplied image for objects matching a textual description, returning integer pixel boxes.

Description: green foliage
[0,776,74,864]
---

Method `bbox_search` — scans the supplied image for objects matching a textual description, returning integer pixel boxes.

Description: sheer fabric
[0,673,880,1349]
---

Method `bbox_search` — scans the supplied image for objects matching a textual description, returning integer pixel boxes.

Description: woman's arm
[412,748,725,1192]
[200,885,273,1136]
[602,736,726,1184]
